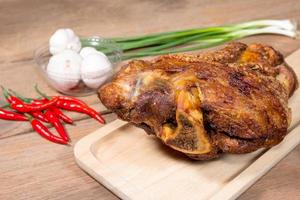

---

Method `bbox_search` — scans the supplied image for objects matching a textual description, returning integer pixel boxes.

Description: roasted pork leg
[99,42,298,160]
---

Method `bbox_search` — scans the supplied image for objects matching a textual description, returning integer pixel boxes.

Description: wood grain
[1,0,300,63]
[0,114,118,200]
[0,0,299,199]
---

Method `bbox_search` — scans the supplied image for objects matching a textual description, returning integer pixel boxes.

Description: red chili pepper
[34,86,100,124]
[27,115,67,144]
[34,85,87,107]
[31,111,49,123]
[30,98,48,104]
[4,92,58,113]
[51,108,74,124]
[55,96,88,107]
[55,100,105,124]
[31,99,73,124]
[33,96,102,124]
[44,110,69,142]
[0,108,28,121]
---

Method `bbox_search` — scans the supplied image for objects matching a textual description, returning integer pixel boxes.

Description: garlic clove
[80,47,106,58]
[49,29,69,46]
[80,47,98,58]
[49,28,81,55]
[65,28,76,39]
[67,36,81,53]
[49,29,70,55]
[81,53,113,89]
[47,50,82,91]
[81,72,112,89]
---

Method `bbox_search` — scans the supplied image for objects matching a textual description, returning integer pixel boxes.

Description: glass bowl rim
[34,36,123,75]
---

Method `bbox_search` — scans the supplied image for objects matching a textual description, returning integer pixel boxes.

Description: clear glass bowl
[34,36,122,96]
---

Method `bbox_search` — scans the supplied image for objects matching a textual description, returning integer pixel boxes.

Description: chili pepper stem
[1,103,10,109]
[35,84,50,100]
[1,86,11,100]
[24,113,33,121]
[8,89,35,103]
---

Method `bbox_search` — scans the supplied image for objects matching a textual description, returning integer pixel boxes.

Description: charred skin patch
[228,72,252,96]
[212,131,284,154]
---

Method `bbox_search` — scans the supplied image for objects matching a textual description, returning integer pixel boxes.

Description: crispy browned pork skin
[98,42,298,160]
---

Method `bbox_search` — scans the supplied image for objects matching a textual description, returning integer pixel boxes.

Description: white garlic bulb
[49,28,81,55]
[81,53,112,89]
[80,47,106,58]
[47,50,82,91]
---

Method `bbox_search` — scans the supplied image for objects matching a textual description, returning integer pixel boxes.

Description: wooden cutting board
[74,49,300,200]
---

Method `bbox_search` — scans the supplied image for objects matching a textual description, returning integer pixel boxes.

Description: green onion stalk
[80,19,299,60]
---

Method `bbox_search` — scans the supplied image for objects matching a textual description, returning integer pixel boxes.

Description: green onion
[81,19,299,60]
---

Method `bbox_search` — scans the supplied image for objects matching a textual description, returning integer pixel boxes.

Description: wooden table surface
[1,0,300,199]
